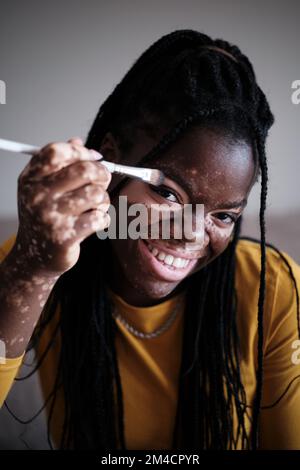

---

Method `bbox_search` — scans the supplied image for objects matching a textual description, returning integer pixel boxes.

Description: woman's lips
[138,238,202,282]
[146,239,206,260]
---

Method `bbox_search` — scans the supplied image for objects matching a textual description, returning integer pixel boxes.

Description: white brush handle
[0,138,40,154]
[0,137,161,185]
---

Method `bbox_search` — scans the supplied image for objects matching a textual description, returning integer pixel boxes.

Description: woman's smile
[138,238,202,282]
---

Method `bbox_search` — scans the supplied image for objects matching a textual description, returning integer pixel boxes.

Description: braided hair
[15,29,299,450]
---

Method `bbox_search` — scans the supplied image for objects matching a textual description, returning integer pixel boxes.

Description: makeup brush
[0,138,165,186]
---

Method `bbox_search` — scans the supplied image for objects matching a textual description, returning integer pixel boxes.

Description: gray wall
[0,0,299,259]
[0,0,299,449]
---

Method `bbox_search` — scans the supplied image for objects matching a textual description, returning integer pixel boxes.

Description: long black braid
[9,29,300,450]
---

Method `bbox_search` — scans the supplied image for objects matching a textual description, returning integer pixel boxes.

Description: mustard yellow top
[1,234,300,449]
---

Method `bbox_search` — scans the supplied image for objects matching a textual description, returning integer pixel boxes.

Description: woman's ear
[99,132,122,163]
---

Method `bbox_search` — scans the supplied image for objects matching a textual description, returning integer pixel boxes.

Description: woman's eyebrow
[158,166,194,195]
[214,198,248,210]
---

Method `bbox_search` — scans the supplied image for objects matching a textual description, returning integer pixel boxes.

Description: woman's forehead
[150,129,256,201]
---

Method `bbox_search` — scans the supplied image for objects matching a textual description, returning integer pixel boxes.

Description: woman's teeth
[147,243,189,269]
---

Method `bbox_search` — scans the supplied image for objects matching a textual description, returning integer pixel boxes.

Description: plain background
[0,0,299,449]
[0,1,300,257]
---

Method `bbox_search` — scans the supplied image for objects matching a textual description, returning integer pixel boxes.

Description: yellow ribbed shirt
[1,234,300,449]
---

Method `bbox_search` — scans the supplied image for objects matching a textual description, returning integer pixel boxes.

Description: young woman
[0,29,300,450]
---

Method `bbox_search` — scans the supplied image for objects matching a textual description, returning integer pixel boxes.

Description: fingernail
[89,149,103,161]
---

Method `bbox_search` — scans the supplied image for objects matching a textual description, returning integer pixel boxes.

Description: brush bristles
[148,169,165,186]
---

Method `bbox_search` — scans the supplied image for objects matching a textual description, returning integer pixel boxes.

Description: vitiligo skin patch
[0,141,112,358]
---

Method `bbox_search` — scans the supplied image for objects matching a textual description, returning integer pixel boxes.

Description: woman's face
[101,127,257,306]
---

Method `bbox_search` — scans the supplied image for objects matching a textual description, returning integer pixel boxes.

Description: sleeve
[0,355,25,407]
[259,250,300,449]
[0,233,17,262]
[0,233,25,407]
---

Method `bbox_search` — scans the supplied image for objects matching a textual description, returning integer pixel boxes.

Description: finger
[42,160,111,196]
[22,142,100,179]
[55,185,110,215]
[25,161,111,207]
[75,209,111,241]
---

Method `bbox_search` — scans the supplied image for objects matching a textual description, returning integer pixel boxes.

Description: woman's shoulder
[235,237,300,306]
[235,237,300,345]
[236,237,300,284]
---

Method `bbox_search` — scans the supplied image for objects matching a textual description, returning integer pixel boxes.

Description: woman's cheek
[205,219,234,253]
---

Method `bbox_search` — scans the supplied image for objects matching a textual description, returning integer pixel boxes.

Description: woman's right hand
[14,137,112,275]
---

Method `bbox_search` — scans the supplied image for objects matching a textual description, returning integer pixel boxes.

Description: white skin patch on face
[21,306,29,314]
[11,296,23,308]
[187,168,198,176]
[32,276,46,285]
[204,216,233,240]
[10,337,18,346]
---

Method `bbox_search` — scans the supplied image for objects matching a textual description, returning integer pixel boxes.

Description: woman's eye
[149,185,179,203]
[214,213,237,225]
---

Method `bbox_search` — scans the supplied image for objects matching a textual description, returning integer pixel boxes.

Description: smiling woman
[0,29,300,451]
[108,127,255,305]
